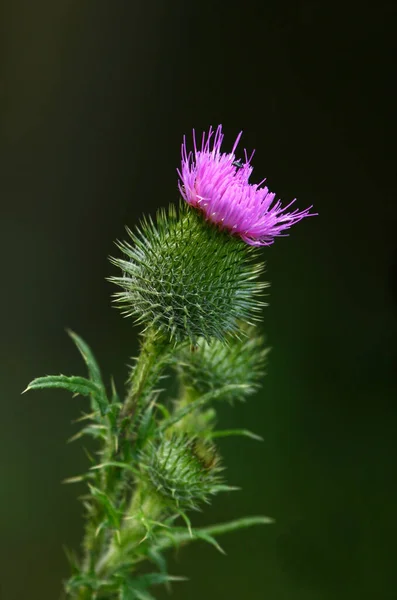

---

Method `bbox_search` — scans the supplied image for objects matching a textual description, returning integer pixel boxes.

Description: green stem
[68,331,170,599]
[122,329,169,419]
[95,487,164,578]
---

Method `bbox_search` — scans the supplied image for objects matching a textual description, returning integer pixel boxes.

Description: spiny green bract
[110,202,266,344]
[140,434,224,510]
[177,327,269,401]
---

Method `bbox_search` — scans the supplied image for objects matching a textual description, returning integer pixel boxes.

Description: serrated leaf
[62,475,86,484]
[205,428,263,442]
[110,377,121,404]
[68,424,107,443]
[121,571,186,600]
[25,370,109,415]
[133,592,155,600]
[63,545,80,572]
[121,590,155,600]
[153,515,274,554]
[153,402,170,420]
[160,383,249,430]
[72,411,97,423]
[178,510,192,537]
[65,573,108,592]
[88,485,121,529]
[135,402,156,450]
[90,461,140,477]
[193,530,226,555]
[95,520,108,538]
[67,329,102,384]
[147,548,168,576]
[126,573,187,595]
[24,375,99,397]
[67,330,109,415]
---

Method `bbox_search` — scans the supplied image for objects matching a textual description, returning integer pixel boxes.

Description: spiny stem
[70,333,170,598]
[95,488,164,577]
[122,329,170,419]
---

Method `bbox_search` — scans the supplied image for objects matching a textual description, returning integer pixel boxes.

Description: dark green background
[1,2,396,599]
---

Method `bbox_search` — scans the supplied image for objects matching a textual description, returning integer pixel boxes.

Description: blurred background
[1,1,396,599]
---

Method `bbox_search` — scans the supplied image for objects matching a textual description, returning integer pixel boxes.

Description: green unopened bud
[177,326,268,401]
[141,434,224,510]
[110,203,265,344]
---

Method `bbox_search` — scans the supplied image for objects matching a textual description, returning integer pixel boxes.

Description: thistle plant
[25,125,315,599]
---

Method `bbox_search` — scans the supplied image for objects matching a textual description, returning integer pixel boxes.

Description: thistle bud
[177,327,268,401]
[110,203,265,345]
[140,434,224,510]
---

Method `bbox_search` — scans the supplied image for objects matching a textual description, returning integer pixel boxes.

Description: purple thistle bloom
[177,125,315,246]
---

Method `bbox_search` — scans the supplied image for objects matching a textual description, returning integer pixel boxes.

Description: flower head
[110,203,266,345]
[178,125,315,246]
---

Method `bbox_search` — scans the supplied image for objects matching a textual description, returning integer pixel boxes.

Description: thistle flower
[110,203,266,344]
[178,125,315,246]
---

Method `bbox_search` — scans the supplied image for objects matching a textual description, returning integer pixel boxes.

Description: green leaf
[192,530,226,555]
[153,515,274,553]
[205,428,263,442]
[67,329,103,386]
[88,485,121,529]
[147,549,168,578]
[62,474,86,484]
[90,461,140,477]
[120,573,186,600]
[135,402,157,450]
[133,592,156,600]
[160,383,250,430]
[153,402,171,420]
[67,329,109,415]
[177,510,193,537]
[110,376,121,404]
[132,573,187,587]
[23,375,99,397]
[65,573,109,592]
[68,424,107,443]
[121,590,155,600]
[63,545,80,573]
